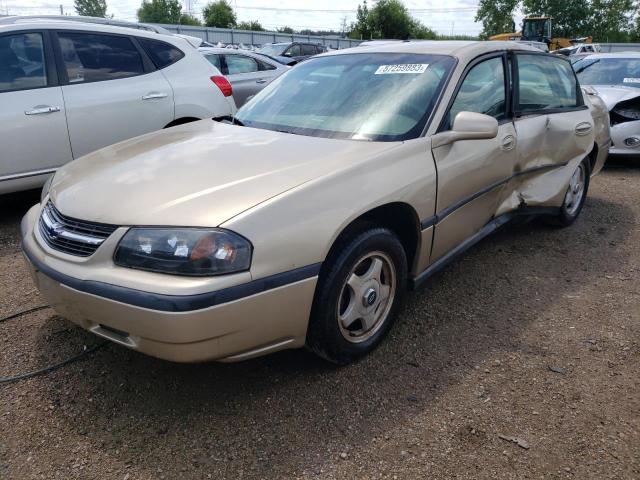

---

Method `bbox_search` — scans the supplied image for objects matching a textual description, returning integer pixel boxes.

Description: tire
[544,157,591,227]
[306,227,407,365]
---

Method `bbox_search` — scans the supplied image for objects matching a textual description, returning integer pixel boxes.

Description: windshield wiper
[213,115,245,127]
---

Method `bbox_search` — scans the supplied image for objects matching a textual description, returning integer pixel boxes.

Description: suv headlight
[114,228,252,276]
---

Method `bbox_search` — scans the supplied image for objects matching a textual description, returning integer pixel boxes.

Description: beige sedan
[22,41,610,364]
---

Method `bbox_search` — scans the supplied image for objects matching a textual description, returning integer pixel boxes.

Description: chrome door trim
[0,168,57,182]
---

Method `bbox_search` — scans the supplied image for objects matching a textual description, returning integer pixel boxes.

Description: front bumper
[21,204,318,362]
[610,120,640,155]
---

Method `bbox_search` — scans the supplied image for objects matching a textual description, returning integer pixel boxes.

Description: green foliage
[137,0,182,24]
[475,0,518,39]
[74,0,107,17]
[349,0,436,40]
[179,14,201,26]
[237,20,264,31]
[203,0,237,28]
[277,26,295,34]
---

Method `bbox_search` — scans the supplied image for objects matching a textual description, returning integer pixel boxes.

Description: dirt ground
[1,159,638,479]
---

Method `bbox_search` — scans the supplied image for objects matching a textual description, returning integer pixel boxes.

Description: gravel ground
[1,160,639,479]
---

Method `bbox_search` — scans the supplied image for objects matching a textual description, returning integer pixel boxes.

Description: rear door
[430,53,517,261]
[0,30,72,187]
[506,52,592,207]
[223,53,276,106]
[54,30,174,159]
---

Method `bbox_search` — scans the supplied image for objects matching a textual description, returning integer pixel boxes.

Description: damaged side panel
[496,110,594,216]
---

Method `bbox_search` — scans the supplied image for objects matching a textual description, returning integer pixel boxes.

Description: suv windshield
[235,53,456,141]
[258,44,287,57]
[574,57,640,88]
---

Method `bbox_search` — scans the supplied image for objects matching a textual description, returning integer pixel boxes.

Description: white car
[574,53,640,155]
[0,20,236,194]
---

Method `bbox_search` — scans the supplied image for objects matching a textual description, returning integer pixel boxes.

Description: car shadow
[18,194,636,478]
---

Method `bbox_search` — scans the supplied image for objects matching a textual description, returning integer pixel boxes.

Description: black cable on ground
[0,342,107,385]
[0,304,108,384]
[0,305,51,323]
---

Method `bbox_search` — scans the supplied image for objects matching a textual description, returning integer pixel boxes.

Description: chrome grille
[38,201,117,257]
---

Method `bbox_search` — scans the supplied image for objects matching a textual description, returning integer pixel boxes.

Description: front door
[430,54,517,262]
[0,31,72,190]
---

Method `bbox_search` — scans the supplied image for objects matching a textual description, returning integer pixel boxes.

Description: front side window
[57,32,144,84]
[574,57,640,88]
[517,54,578,113]
[0,32,47,92]
[138,38,184,69]
[448,56,506,127]
[225,54,259,74]
[256,58,276,71]
[236,53,456,141]
[286,44,301,57]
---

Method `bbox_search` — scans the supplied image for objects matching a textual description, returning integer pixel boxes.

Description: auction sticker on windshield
[375,64,429,75]
[623,78,640,84]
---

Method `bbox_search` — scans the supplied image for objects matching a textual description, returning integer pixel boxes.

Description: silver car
[574,53,640,155]
[200,48,289,106]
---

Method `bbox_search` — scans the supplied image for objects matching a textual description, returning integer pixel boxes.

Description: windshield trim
[236,52,458,143]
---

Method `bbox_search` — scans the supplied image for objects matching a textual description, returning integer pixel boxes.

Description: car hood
[588,85,640,110]
[49,120,399,227]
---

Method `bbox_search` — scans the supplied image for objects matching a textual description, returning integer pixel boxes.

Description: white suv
[0,20,236,194]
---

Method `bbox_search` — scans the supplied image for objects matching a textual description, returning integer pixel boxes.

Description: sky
[0,0,523,36]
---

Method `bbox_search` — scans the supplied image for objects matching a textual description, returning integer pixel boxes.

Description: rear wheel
[545,158,590,227]
[306,228,407,364]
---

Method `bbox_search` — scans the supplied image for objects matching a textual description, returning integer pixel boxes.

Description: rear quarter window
[138,38,184,69]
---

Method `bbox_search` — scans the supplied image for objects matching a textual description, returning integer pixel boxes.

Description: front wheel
[306,228,407,365]
[545,158,590,227]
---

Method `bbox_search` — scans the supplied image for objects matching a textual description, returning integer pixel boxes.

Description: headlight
[114,228,252,276]
[41,174,54,203]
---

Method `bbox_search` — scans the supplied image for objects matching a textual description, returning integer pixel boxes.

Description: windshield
[258,44,287,57]
[235,53,456,141]
[574,57,640,87]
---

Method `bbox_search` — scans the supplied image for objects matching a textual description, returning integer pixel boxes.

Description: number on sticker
[375,64,429,75]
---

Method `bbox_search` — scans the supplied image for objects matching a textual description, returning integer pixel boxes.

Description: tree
[74,0,107,17]
[237,20,264,31]
[475,0,518,39]
[522,0,589,39]
[203,0,236,28]
[350,1,372,39]
[137,0,182,24]
[367,0,435,40]
[588,0,633,42]
[277,26,295,34]
[180,14,201,26]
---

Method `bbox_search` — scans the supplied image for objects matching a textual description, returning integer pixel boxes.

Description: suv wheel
[306,228,407,364]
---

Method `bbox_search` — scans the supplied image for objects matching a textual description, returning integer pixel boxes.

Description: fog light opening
[623,136,640,147]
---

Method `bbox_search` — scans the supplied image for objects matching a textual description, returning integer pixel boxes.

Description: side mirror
[432,111,499,148]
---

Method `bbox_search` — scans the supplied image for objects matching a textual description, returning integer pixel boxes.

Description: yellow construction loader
[490,17,592,51]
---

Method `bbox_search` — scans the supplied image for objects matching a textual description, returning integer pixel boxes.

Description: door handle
[575,122,593,136]
[142,92,168,100]
[255,79,268,84]
[501,134,516,151]
[25,106,60,115]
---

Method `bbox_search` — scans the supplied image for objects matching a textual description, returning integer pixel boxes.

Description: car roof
[326,40,539,60]
[579,52,640,59]
[0,16,182,43]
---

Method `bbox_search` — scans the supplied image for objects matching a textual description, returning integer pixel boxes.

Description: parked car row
[18,39,611,365]
[0,19,237,194]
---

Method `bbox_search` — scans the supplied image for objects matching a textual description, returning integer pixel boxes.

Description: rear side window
[0,32,47,92]
[205,53,222,71]
[138,38,184,69]
[57,32,144,84]
[224,54,259,74]
[301,44,316,56]
[517,54,579,113]
[286,44,301,57]
[448,56,506,127]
